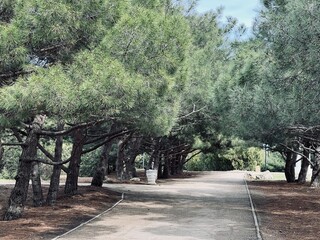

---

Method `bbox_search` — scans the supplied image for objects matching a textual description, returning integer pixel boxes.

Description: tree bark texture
[149,138,162,171]
[284,151,296,183]
[126,135,142,178]
[31,161,44,207]
[115,133,141,181]
[116,139,125,180]
[162,153,170,179]
[159,150,173,179]
[47,122,64,205]
[116,134,133,180]
[0,140,4,173]
[311,148,320,188]
[3,115,45,220]
[297,146,310,184]
[64,129,85,195]
[91,142,112,187]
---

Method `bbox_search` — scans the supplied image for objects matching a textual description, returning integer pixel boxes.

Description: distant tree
[226,0,320,183]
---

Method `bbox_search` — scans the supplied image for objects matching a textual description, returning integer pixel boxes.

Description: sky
[196,0,262,31]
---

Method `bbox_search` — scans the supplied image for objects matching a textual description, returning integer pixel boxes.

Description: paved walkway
[56,172,258,240]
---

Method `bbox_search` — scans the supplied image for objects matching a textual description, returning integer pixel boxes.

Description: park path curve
[56,171,258,240]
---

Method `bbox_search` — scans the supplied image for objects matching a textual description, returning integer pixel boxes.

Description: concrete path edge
[244,178,262,240]
[51,192,125,240]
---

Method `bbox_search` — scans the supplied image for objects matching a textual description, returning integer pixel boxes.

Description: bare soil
[249,180,320,240]
[0,178,122,240]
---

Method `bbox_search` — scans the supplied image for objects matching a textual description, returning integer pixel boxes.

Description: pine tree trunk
[47,122,64,205]
[0,140,4,173]
[157,156,163,179]
[157,153,163,179]
[148,137,162,170]
[65,129,85,195]
[91,143,111,187]
[116,134,132,180]
[162,152,170,179]
[116,139,125,180]
[31,161,44,207]
[284,151,296,183]
[152,151,160,171]
[3,115,45,220]
[177,153,187,175]
[169,154,175,176]
[126,136,141,178]
[298,147,310,184]
[171,155,180,175]
[311,148,320,188]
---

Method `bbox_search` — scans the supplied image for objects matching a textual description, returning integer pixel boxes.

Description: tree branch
[294,140,318,154]
[2,142,26,147]
[23,157,70,166]
[82,130,131,155]
[10,128,25,142]
[184,150,202,164]
[179,106,206,119]
[165,146,193,158]
[39,119,105,137]
[37,143,69,173]
[159,143,191,153]
[84,128,128,145]
[280,143,314,167]
[0,69,34,80]
[37,143,54,161]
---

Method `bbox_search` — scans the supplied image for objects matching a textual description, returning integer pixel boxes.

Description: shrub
[0,147,20,179]
[261,151,285,172]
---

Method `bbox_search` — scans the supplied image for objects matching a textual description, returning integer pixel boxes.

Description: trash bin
[146,169,157,185]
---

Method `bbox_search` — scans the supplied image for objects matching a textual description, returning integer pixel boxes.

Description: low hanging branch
[11,128,26,142]
[0,128,26,146]
[37,143,54,160]
[0,69,34,81]
[2,142,27,147]
[295,140,320,155]
[165,147,193,158]
[38,119,105,137]
[23,157,71,166]
[82,130,131,155]
[20,118,105,137]
[84,128,129,145]
[159,143,191,153]
[301,136,320,143]
[184,149,202,164]
[37,143,69,173]
[286,125,320,143]
[85,130,115,139]
[280,143,315,168]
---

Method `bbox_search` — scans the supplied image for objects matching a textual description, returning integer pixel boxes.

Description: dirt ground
[1,173,319,240]
[0,178,122,240]
[248,180,320,240]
